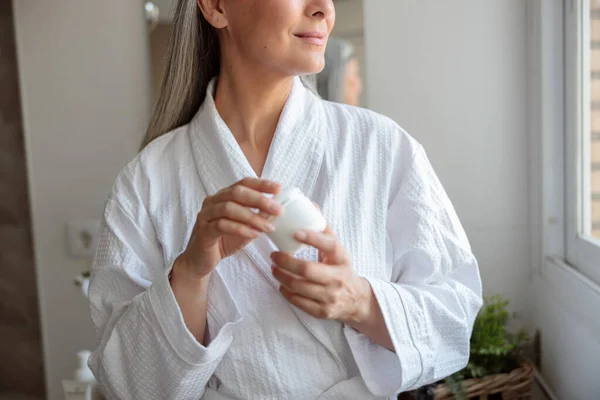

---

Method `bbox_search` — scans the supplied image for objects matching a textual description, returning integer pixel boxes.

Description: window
[591,1,600,239]
[565,0,600,284]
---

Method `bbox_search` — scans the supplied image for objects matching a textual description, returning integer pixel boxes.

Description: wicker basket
[431,360,535,400]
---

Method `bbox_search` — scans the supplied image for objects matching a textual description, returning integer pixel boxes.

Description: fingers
[205,218,261,240]
[279,286,333,320]
[200,178,282,237]
[205,201,276,234]
[236,177,281,194]
[270,252,336,285]
[293,228,347,265]
[214,183,282,215]
[271,265,329,302]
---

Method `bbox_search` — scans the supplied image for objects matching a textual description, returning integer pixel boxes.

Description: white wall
[364,0,531,318]
[12,2,151,399]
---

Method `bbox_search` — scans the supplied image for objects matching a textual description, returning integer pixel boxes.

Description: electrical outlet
[66,219,102,259]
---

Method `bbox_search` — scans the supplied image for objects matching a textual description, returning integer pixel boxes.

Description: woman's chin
[290,58,325,76]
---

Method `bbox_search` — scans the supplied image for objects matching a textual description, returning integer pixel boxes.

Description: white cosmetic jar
[267,187,327,254]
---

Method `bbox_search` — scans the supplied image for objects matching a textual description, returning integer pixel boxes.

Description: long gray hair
[141,0,218,149]
[141,0,319,150]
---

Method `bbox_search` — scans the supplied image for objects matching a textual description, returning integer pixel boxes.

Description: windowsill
[544,255,600,295]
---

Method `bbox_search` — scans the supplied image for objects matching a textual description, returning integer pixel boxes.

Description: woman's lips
[295,33,327,46]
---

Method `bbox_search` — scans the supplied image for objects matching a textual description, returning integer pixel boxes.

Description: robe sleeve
[343,144,482,396]
[88,189,242,399]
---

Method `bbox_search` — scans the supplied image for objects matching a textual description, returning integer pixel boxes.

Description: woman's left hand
[270,226,371,324]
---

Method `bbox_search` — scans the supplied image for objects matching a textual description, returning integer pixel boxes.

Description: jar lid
[274,187,304,207]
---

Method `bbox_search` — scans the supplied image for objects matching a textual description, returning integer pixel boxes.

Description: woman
[89,0,482,399]
[316,37,363,105]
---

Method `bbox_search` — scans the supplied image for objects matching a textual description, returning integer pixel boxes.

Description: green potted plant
[429,295,534,400]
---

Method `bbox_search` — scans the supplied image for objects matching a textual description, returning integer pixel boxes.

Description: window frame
[565,0,600,285]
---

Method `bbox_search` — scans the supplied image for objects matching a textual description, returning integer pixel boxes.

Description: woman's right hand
[174,178,282,279]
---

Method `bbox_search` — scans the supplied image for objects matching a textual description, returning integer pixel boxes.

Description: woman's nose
[306,0,334,20]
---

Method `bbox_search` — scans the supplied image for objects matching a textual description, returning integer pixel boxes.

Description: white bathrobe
[89,77,482,400]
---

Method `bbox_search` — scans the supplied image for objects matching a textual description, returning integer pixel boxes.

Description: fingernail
[269,201,281,213]
[265,223,276,233]
[295,230,307,241]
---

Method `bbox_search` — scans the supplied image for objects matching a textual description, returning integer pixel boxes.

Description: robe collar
[189,76,325,198]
